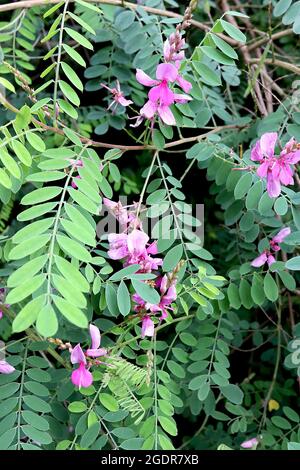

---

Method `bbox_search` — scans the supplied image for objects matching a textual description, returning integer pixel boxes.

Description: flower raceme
[70,324,107,388]
[104,199,178,337]
[136,62,192,126]
[251,132,300,198]
[251,227,291,268]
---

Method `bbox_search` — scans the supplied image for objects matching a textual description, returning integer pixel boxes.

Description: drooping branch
[0,0,208,33]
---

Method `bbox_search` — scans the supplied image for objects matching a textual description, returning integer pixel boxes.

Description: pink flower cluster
[135,31,192,126]
[251,132,300,198]
[104,198,178,337]
[70,324,107,388]
[251,227,291,268]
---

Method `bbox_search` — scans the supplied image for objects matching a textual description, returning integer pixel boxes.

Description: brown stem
[0,90,245,150]
[248,29,294,52]
[0,0,206,31]
[247,58,300,76]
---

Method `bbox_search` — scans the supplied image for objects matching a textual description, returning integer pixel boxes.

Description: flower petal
[140,100,157,120]
[149,83,174,106]
[241,437,258,449]
[86,348,107,358]
[141,316,155,338]
[70,344,86,365]
[272,227,291,243]
[267,172,281,198]
[176,74,192,93]
[136,69,158,87]
[156,63,178,82]
[117,96,133,106]
[173,93,192,104]
[157,105,176,125]
[0,360,15,374]
[89,324,101,350]
[71,363,93,388]
[127,229,149,256]
[256,160,270,178]
[260,132,277,158]
[267,254,276,266]
[251,252,268,267]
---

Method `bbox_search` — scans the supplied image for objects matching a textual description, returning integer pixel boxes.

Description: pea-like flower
[136,63,192,125]
[251,227,291,268]
[70,324,107,389]
[251,133,300,198]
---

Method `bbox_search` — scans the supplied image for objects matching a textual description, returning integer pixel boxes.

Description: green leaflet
[9,234,51,260]
[12,217,55,244]
[54,256,90,292]
[8,255,48,287]
[36,304,58,337]
[51,274,87,308]
[21,186,62,205]
[12,295,46,332]
[53,295,88,328]
[56,235,93,263]
[6,274,45,304]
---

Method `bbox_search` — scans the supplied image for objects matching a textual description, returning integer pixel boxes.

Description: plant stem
[17,341,28,451]
[52,0,69,126]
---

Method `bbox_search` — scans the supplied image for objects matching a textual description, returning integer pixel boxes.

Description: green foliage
[0,0,299,453]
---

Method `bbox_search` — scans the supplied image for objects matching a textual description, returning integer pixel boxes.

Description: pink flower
[141,316,155,338]
[104,198,131,229]
[0,360,15,374]
[107,228,163,272]
[251,133,300,198]
[251,251,275,268]
[70,344,91,389]
[70,325,107,388]
[136,63,192,125]
[241,437,258,449]
[101,81,133,111]
[270,227,291,251]
[86,324,107,358]
[133,275,177,319]
[251,227,291,268]
[107,233,129,260]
